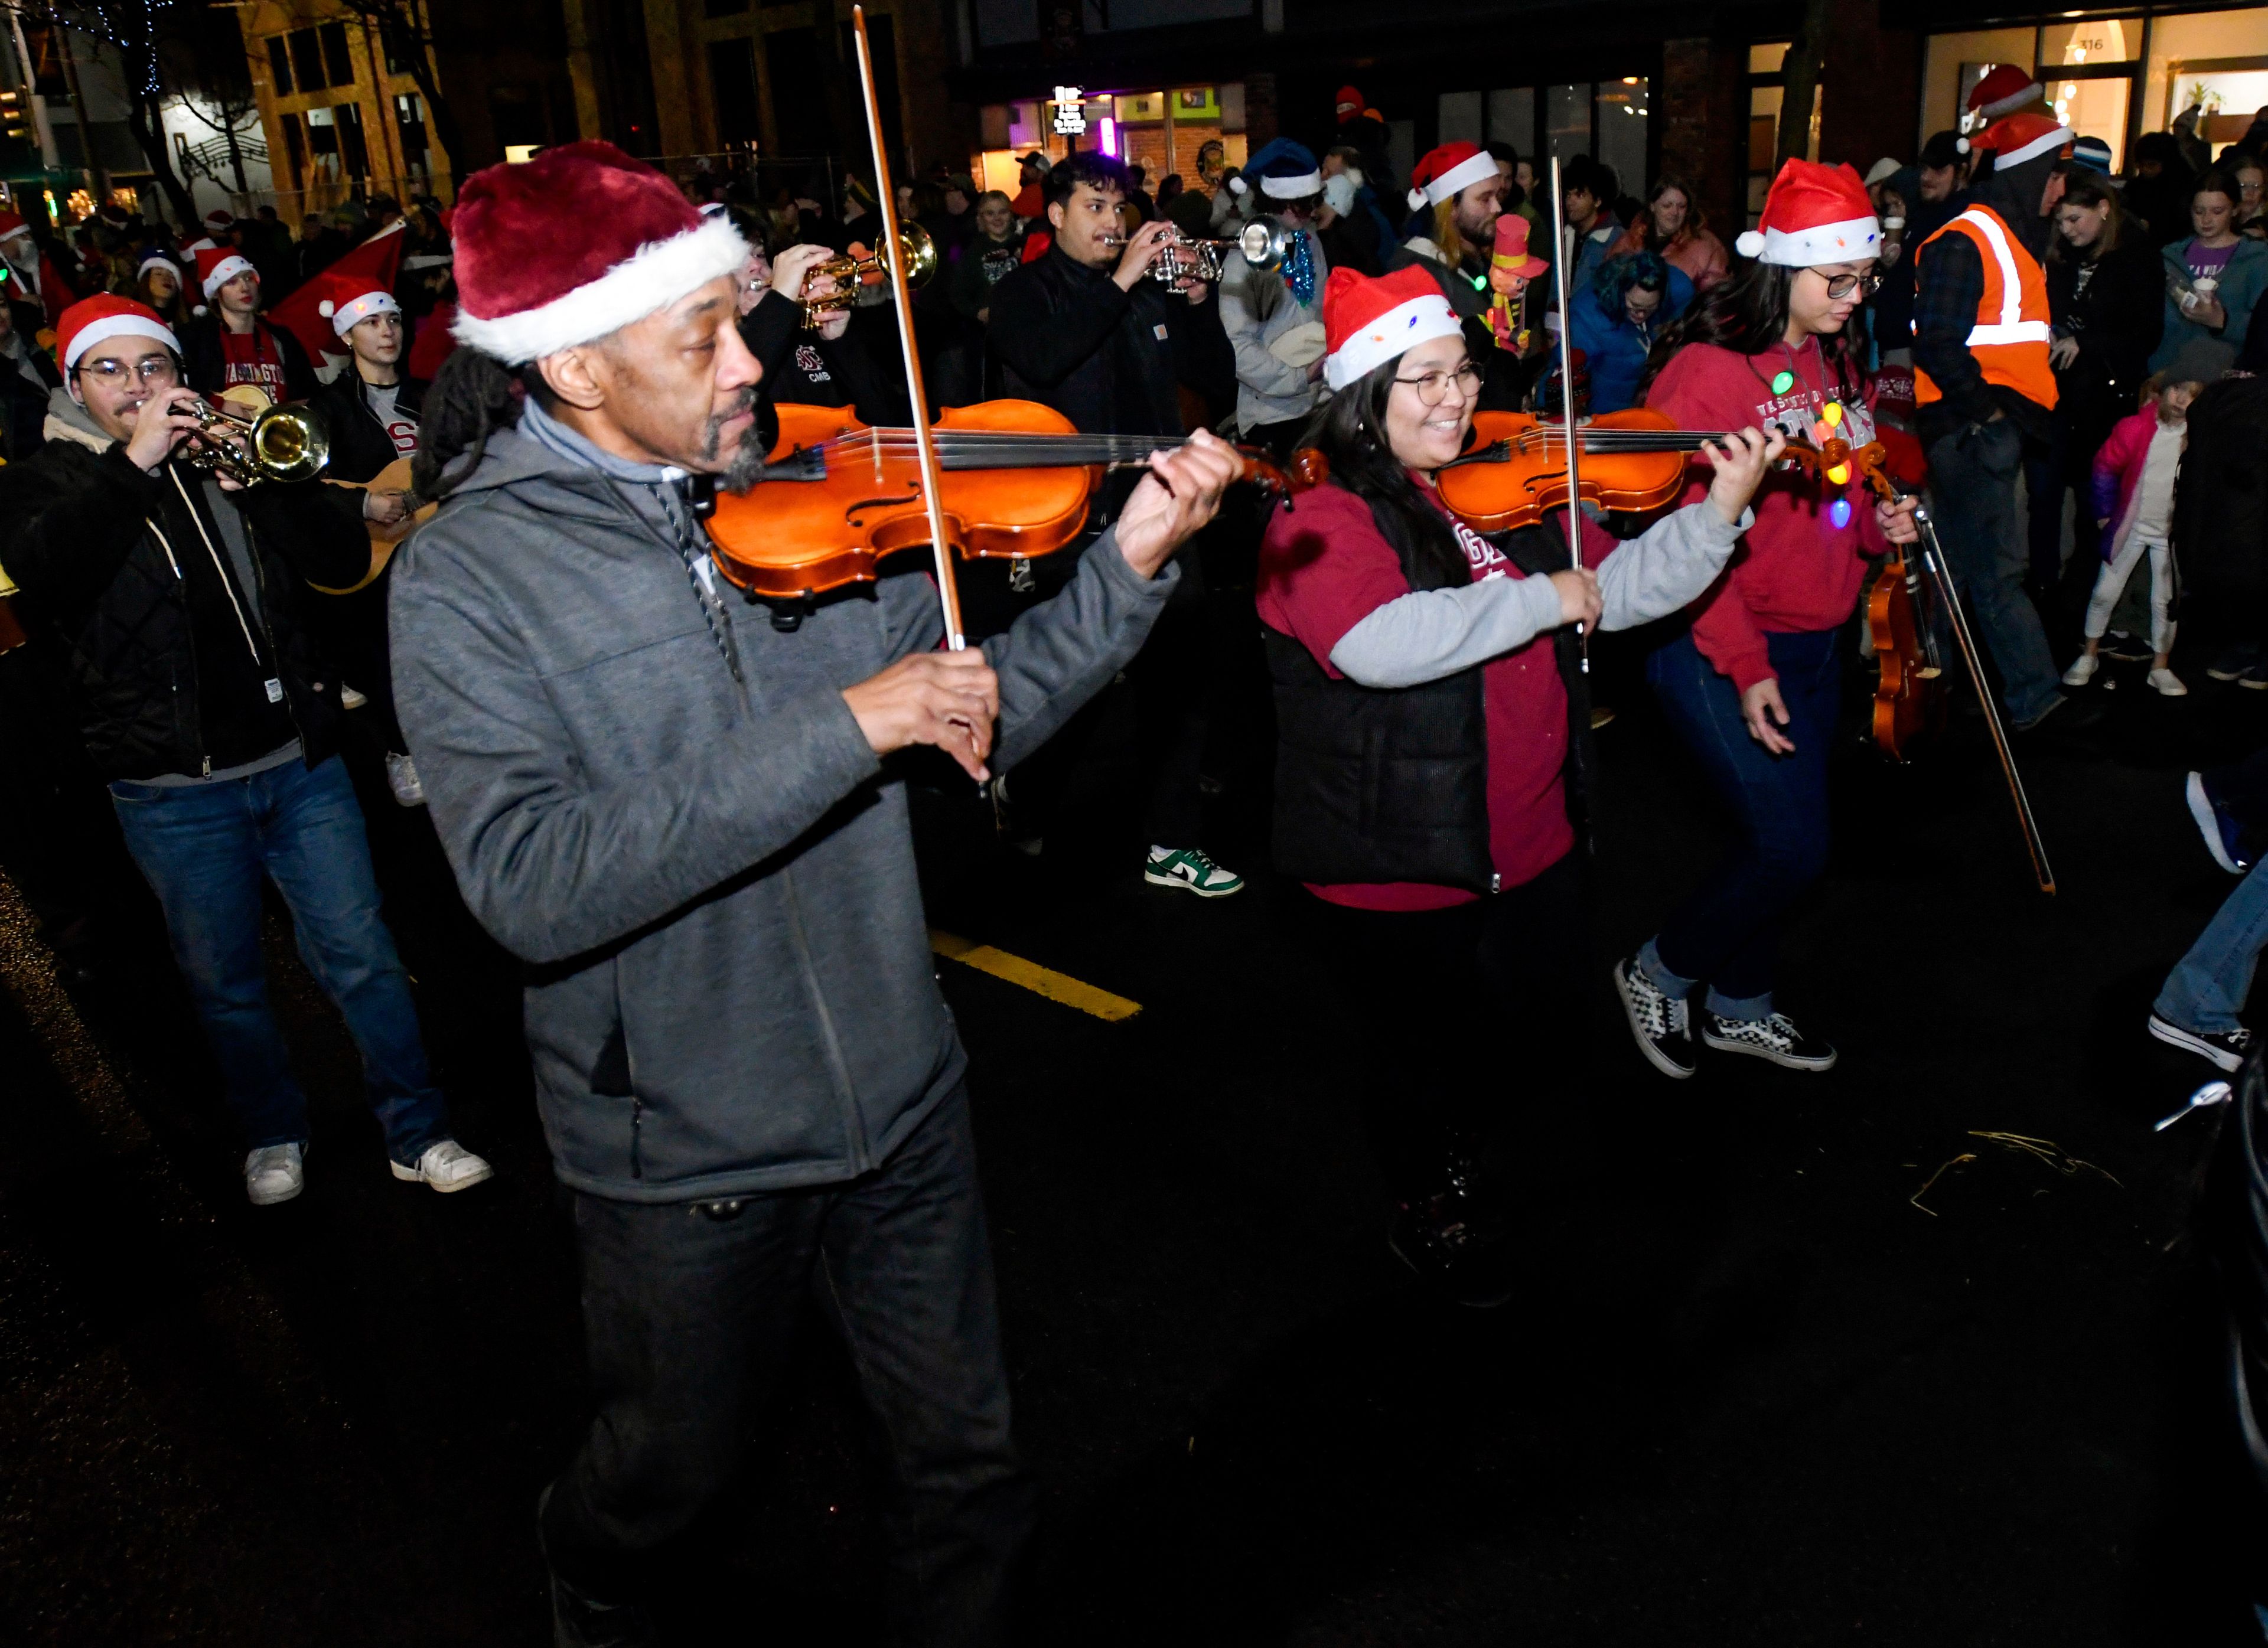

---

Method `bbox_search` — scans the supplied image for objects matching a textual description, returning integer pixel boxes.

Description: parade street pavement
[5,632,2267,1646]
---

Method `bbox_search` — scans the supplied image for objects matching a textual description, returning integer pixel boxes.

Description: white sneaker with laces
[2061,652,2098,687]
[2148,667,2187,697]
[391,1139,494,1193]
[1144,847,1244,897]
[245,1142,306,1205]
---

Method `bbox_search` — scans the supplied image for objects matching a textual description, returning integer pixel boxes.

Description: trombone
[183,389,331,486]
[799,223,939,329]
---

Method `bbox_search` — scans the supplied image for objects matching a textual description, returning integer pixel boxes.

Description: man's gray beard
[703,389,766,491]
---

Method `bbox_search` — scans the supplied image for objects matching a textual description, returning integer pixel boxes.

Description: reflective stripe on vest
[1913,205,2058,412]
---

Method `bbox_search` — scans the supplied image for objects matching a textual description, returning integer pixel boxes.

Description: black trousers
[540,1084,1034,1644]
[1288,854,1586,1196]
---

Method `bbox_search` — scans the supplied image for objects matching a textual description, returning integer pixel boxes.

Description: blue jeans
[1640,628,1839,1019]
[109,754,449,1162]
[1926,418,2064,728]
[540,1084,1032,1639]
[2157,865,2268,1036]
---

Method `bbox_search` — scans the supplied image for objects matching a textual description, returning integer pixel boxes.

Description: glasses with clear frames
[1392,360,1484,406]
[76,356,178,387]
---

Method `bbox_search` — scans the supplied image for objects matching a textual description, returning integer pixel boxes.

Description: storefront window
[1596,77,1649,200]
[2041,18,2136,68]
[976,84,1244,198]
[1544,83,1588,167]
[2146,7,2268,145]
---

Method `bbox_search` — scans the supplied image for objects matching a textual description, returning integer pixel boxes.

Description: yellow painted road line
[928,930,1143,1022]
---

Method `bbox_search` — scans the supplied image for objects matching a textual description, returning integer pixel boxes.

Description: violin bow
[1547,154,1586,669]
[1853,446,2057,896]
[848,5,965,651]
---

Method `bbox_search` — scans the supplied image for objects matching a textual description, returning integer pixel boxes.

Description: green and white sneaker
[1144,846,1244,898]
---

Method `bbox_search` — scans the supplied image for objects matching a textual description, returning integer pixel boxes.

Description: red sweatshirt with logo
[1644,336,1891,693]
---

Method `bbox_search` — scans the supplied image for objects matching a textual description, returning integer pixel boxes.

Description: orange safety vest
[1912,205,2058,412]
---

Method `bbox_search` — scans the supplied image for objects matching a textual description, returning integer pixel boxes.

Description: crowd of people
[3,68,2268,1645]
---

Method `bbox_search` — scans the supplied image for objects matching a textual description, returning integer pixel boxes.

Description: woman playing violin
[1614,159,1920,1081]
[1257,265,1783,1303]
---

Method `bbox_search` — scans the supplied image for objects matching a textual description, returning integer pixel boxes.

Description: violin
[1432,407,1742,533]
[705,400,1315,605]
[703,8,1306,648]
[1784,431,2054,895]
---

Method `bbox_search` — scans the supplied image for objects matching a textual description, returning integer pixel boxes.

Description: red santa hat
[1733,159,1881,266]
[1406,142,1499,213]
[315,272,402,338]
[0,210,30,245]
[56,294,181,373]
[1335,84,1364,118]
[1967,64,2042,123]
[449,139,747,365]
[201,208,237,235]
[1977,111,2074,171]
[194,243,256,299]
[1321,264,1462,391]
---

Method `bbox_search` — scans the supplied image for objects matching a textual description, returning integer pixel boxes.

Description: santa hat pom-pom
[1228,175,1248,196]
[1407,186,1427,211]
[318,299,335,318]
[193,304,209,318]
[1956,136,1970,155]
[1735,230,1765,258]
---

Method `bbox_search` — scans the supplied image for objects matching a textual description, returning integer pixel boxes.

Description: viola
[704,400,1316,605]
[1785,432,2054,895]
[1432,407,1740,534]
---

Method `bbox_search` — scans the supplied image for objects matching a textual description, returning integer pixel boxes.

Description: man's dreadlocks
[412,345,542,500]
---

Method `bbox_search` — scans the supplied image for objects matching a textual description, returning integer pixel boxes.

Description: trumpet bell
[251,404,330,483]
[800,224,939,329]
[1233,218,1293,272]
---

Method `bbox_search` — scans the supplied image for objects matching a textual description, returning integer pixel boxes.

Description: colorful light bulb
[1823,400,1843,428]
[1830,497,1852,530]
[1771,370,1795,394]
[1827,464,1850,486]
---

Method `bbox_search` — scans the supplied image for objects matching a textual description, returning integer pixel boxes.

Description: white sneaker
[340,683,369,710]
[245,1142,306,1205]
[2061,652,2098,687]
[2148,667,2188,697]
[1143,846,1245,898]
[384,750,426,808]
[390,1139,494,1193]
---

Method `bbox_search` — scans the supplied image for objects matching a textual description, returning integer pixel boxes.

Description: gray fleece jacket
[389,419,1176,1203]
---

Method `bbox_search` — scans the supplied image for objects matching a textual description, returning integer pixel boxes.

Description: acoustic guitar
[316,455,435,595]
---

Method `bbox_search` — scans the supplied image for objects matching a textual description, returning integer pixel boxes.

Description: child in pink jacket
[2063,374,2204,697]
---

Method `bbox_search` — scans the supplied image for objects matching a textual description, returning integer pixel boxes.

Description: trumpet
[1105,220,1296,290]
[799,223,938,329]
[182,392,331,487]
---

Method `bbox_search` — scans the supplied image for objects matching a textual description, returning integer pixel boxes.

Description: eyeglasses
[1824,271,1883,300]
[1392,360,1484,406]
[76,357,178,386]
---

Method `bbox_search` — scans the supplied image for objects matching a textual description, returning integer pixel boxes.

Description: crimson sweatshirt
[1645,337,1891,694]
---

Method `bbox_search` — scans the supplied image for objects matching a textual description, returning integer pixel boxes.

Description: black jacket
[177,312,318,404]
[311,368,426,484]
[1266,511,1593,891]
[2047,236,2165,456]
[984,246,1233,437]
[0,325,58,462]
[739,295,911,428]
[0,405,369,780]
[2174,376,2268,646]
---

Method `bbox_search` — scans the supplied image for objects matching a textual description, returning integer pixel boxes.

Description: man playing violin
[384,143,1239,1646]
